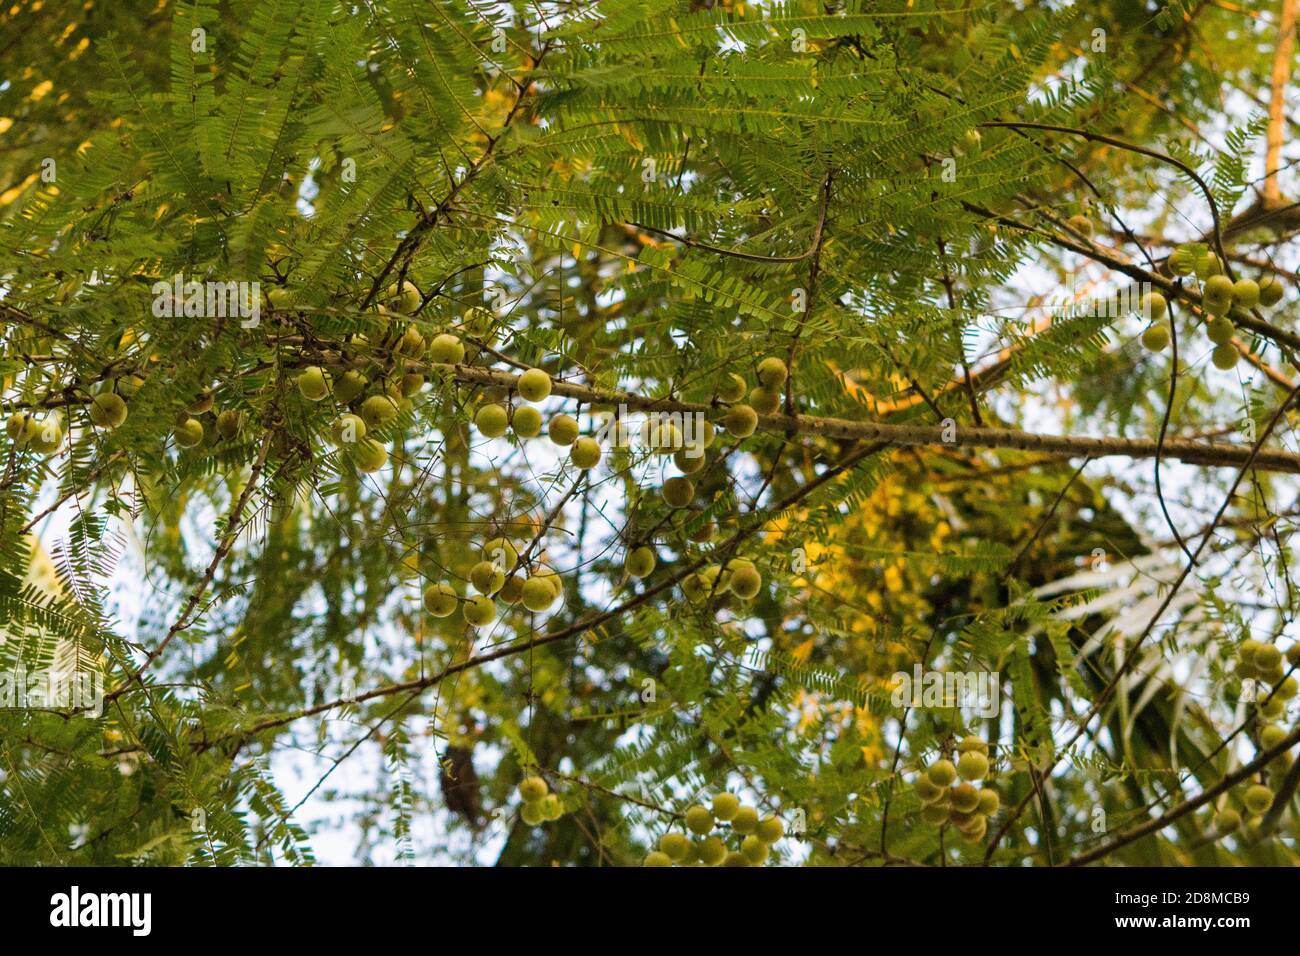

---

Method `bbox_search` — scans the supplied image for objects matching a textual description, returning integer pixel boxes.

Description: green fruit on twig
[951,782,981,813]
[697,836,727,866]
[570,436,602,470]
[333,370,367,404]
[331,413,366,445]
[927,759,957,787]
[728,563,762,600]
[428,333,465,364]
[1255,644,1282,670]
[1215,807,1241,834]
[297,367,330,401]
[718,373,747,403]
[1066,214,1093,237]
[518,776,548,802]
[187,391,215,414]
[711,793,740,821]
[740,835,769,865]
[1168,246,1196,276]
[684,804,714,835]
[521,575,559,612]
[1140,323,1170,352]
[625,546,656,579]
[216,409,241,440]
[89,393,128,429]
[757,357,789,388]
[1211,344,1239,370]
[483,538,518,572]
[474,402,509,438]
[1243,784,1273,815]
[659,832,690,861]
[662,476,695,508]
[731,805,759,834]
[422,583,458,618]
[361,394,400,429]
[921,802,950,825]
[174,416,204,448]
[976,788,1000,815]
[462,595,496,626]
[517,368,552,402]
[512,405,543,438]
[755,815,784,843]
[1207,316,1235,346]
[1232,278,1260,309]
[354,439,388,473]
[749,386,781,415]
[957,735,989,756]
[1196,252,1223,279]
[470,560,505,595]
[548,414,579,446]
[1140,292,1167,320]
[643,850,672,867]
[957,751,989,781]
[1258,274,1285,307]
[724,404,758,437]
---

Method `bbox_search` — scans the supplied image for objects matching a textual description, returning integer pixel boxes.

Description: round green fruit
[951,782,981,814]
[521,803,545,827]
[721,852,749,867]
[482,538,519,572]
[1141,323,1170,352]
[297,367,330,402]
[1207,316,1235,345]
[659,832,690,861]
[731,806,759,835]
[684,804,714,835]
[927,759,957,788]
[422,583,459,618]
[354,439,388,473]
[1288,643,1300,668]
[724,404,758,437]
[1196,252,1223,279]
[728,564,762,600]
[1244,784,1273,815]
[512,405,543,438]
[462,595,497,627]
[625,546,656,579]
[1140,292,1168,320]
[216,408,241,440]
[740,835,769,865]
[517,368,552,403]
[1216,807,1242,834]
[673,448,705,474]
[470,560,505,595]
[331,413,366,445]
[548,414,579,446]
[957,750,989,781]
[1255,644,1282,671]
[711,793,740,821]
[333,370,367,404]
[921,802,950,825]
[749,386,781,415]
[1066,214,1093,237]
[518,776,548,802]
[497,575,523,604]
[661,476,695,509]
[1168,246,1196,276]
[697,836,727,866]
[89,393,128,429]
[428,333,465,364]
[570,437,602,470]
[643,850,672,867]
[718,373,747,403]
[755,815,784,844]
[1258,274,1285,307]
[1211,344,1239,370]
[540,794,562,821]
[756,357,789,389]
[957,735,989,756]
[521,575,559,612]
[1260,723,1286,749]
[187,391,215,414]
[474,403,509,438]
[174,416,204,448]
[1232,278,1260,309]
[976,788,1000,816]
[360,394,400,429]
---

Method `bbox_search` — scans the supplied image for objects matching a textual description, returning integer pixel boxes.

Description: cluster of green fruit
[680,557,763,604]
[421,536,563,627]
[1237,639,1299,713]
[5,408,65,456]
[169,391,247,451]
[913,737,1000,842]
[1141,244,1287,370]
[517,774,564,827]
[643,793,785,866]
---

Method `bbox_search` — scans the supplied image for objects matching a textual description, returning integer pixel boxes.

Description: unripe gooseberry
[388,280,420,314]
[570,436,602,470]
[662,476,695,509]
[1260,696,1285,719]
[497,575,524,604]
[354,439,388,473]
[482,538,518,571]
[548,414,580,447]
[174,416,204,448]
[728,563,762,600]
[957,735,989,756]
[540,794,562,821]
[1140,292,1167,320]
[517,368,552,402]
[927,759,957,787]
[1255,645,1282,670]
[187,390,215,414]
[1066,214,1093,237]
[217,408,241,440]
[757,357,789,388]
[958,816,987,842]
[1196,252,1223,279]
[684,805,714,835]
[711,793,740,821]
[1203,273,1233,303]
[518,776,548,802]
[475,403,509,438]
[1288,643,1300,668]
[977,788,1000,816]
[1207,316,1235,346]
[642,418,683,453]
[396,327,425,357]
[755,815,784,843]
[1211,344,1239,370]
[1232,278,1260,309]
[400,373,424,398]
[428,333,465,364]
[462,595,497,626]
[1240,639,1264,662]
[659,832,690,861]
[920,802,950,825]
[687,516,715,543]
[1244,784,1273,815]
[521,802,545,827]
[697,836,727,866]
[1260,723,1286,749]
[731,805,759,834]
[957,750,989,781]
[360,394,400,429]
[297,367,330,402]
[643,851,673,867]
[333,370,367,404]
[1168,246,1196,276]
[724,404,758,437]
[915,775,943,804]
[718,373,747,403]
[512,405,543,438]
[521,576,559,612]
[721,852,749,867]
[422,582,458,618]
[1258,274,1285,307]
[951,782,981,813]
[740,835,769,865]
[673,448,706,474]
[748,386,781,415]
[625,546,656,579]
[331,413,366,445]
[89,393,128,429]
[470,560,505,595]
[1141,324,1170,352]
[1274,676,1297,701]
